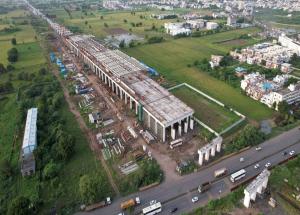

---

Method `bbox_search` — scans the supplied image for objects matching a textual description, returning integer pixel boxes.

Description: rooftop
[22,108,38,155]
[68,35,193,126]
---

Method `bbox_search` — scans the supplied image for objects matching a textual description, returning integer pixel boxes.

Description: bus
[214,168,227,178]
[170,139,183,149]
[142,202,162,215]
[230,169,246,183]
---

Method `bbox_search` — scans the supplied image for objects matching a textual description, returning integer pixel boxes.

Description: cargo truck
[84,197,111,212]
[120,197,140,210]
[198,182,211,193]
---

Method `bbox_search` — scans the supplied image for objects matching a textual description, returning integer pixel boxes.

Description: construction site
[24,0,206,191]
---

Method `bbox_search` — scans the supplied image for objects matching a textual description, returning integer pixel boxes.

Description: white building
[209,55,223,68]
[164,22,191,36]
[273,83,300,106]
[206,22,219,30]
[186,19,205,29]
[21,108,38,176]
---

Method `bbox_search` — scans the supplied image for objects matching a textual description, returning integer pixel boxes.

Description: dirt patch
[219,39,248,46]
[105,28,129,35]
[229,207,261,215]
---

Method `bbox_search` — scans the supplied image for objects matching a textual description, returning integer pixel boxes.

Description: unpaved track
[51,67,120,196]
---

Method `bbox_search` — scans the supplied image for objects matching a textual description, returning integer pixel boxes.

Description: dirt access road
[50,64,120,196]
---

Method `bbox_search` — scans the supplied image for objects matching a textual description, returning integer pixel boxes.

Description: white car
[192,196,199,203]
[289,150,295,156]
[254,163,260,169]
[150,200,156,205]
[265,162,271,168]
[240,157,245,162]
[255,147,262,151]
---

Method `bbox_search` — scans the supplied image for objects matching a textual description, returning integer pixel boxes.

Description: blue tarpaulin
[140,62,159,76]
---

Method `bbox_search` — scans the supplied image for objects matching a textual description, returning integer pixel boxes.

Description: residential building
[227,15,237,26]
[206,22,219,30]
[209,55,223,68]
[164,22,191,36]
[186,19,205,29]
[281,63,292,73]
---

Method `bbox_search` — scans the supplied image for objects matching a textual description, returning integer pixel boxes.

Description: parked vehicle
[255,147,262,151]
[84,197,111,212]
[214,167,227,178]
[170,207,178,213]
[265,162,271,168]
[121,197,140,210]
[192,196,199,203]
[254,163,260,169]
[142,201,162,215]
[289,150,295,156]
[198,182,211,193]
[230,169,246,183]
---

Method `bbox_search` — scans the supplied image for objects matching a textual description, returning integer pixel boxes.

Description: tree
[43,160,60,180]
[54,133,75,161]
[7,196,33,215]
[277,101,290,115]
[79,175,98,204]
[147,36,163,44]
[0,81,14,93]
[104,23,108,28]
[0,159,14,178]
[7,64,15,71]
[219,54,234,67]
[38,67,47,75]
[7,47,18,63]
[128,40,135,48]
[0,63,7,74]
[11,37,17,45]
[225,125,265,153]
[119,40,125,48]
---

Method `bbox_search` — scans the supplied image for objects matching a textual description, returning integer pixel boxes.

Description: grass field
[171,86,240,132]
[125,27,273,120]
[255,8,300,31]
[48,7,215,39]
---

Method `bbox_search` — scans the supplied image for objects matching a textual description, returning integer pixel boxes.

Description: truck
[198,182,211,193]
[120,197,140,210]
[214,167,227,178]
[84,197,111,212]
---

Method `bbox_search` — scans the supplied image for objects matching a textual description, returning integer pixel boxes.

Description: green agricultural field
[53,9,174,39]
[255,8,300,31]
[171,86,240,132]
[125,27,273,120]
[48,7,215,39]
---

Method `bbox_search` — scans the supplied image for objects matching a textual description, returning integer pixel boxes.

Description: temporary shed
[22,108,38,157]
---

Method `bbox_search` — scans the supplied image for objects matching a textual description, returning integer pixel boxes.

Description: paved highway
[77,126,300,215]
